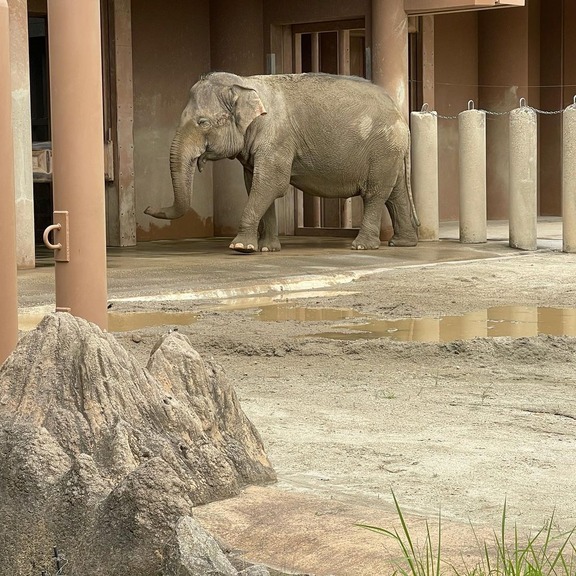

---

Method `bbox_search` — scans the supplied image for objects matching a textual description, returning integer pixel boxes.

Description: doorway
[29,14,52,245]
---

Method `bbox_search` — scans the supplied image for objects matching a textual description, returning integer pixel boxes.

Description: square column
[0,0,19,363]
[8,0,35,269]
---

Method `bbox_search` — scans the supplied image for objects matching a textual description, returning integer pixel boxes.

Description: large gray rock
[162,516,238,576]
[0,313,275,576]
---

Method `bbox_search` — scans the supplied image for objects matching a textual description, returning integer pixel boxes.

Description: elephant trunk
[145,130,201,220]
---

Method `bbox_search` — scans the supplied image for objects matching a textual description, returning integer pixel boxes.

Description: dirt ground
[108,247,576,574]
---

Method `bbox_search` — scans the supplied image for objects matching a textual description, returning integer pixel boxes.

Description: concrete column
[371,0,409,121]
[8,0,35,269]
[458,109,487,244]
[509,106,538,251]
[371,0,408,240]
[410,111,438,241]
[105,0,136,247]
[0,0,18,364]
[47,0,108,329]
[563,105,576,253]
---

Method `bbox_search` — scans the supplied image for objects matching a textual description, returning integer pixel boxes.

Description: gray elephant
[145,72,419,252]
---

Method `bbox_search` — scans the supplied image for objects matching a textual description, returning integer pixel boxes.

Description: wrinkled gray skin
[145,72,419,252]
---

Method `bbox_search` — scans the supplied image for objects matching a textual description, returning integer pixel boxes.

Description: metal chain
[418,97,576,120]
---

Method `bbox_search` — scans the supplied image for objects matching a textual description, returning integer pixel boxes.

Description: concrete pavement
[18,219,563,318]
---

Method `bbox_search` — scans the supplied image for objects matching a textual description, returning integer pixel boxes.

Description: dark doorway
[29,15,52,244]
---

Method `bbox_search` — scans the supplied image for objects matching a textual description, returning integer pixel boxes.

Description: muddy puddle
[18,303,576,342]
[17,310,199,332]
[308,306,576,342]
[17,290,357,332]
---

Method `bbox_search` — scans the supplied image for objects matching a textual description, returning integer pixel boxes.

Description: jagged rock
[0,313,275,576]
[162,516,237,576]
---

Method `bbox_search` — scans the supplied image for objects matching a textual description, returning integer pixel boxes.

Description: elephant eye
[197,117,210,127]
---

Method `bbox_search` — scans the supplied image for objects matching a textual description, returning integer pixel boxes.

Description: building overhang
[405,0,524,16]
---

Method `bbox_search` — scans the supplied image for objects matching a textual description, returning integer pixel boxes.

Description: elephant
[145,72,419,252]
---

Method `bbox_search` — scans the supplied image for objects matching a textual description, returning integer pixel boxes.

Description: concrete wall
[132,0,213,241]
[539,0,562,216]
[478,2,540,220]
[264,1,369,28]
[433,12,478,221]
[210,0,264,237]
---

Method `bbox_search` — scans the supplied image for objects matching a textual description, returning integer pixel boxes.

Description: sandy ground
[107,247,576,575]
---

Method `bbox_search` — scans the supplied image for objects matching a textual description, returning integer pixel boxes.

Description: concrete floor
[18,219,564,316]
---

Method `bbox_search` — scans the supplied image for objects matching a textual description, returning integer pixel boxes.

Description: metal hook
[519,97,527,108]
[421,103,429,113]
[468,100,475,110]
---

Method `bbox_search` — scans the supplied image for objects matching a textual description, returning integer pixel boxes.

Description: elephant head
[145,72,267,220]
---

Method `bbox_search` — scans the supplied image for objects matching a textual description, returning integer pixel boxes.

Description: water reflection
[311,306,576,342]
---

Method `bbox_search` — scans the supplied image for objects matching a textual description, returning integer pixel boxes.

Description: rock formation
[0,313,275,576]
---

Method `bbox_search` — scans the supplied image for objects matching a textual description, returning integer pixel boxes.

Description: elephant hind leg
[352,187,391,250]
[386,177,418,247]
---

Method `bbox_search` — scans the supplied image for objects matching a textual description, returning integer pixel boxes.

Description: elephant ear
[229,85,267,132]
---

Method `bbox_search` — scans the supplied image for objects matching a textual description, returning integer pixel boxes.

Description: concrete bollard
[410,110,439,241]
[509,104,538,251]
[458,107,487,243]
[563,103,576,253]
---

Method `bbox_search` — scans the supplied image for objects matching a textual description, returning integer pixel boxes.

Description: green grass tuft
[357,494,576,576]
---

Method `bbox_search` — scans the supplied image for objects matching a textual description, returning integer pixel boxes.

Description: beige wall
[132,0,213,241]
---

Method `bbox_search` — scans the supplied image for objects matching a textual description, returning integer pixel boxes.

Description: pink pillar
[0,0,19,364]
[47,0,108,329]
[371,0,409,121]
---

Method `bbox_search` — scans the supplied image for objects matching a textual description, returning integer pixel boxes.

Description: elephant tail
[405,133,420,228]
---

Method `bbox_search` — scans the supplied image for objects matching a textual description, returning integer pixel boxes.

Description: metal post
[458,107,487,244]
[47,0,108,328]
[563,103,576,253]
[0,0,19,364]
[411,109,439,241]
[509,103,538,251]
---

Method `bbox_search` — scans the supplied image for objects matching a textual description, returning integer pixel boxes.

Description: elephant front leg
[230,163,289,253]
[237,168,281,252]
[352,190,390,250]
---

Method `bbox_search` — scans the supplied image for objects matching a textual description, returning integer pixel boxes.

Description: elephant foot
[230,241,257,253]
[351,235,380,250]
[388,234,418,247]
[259,236,282,252]
[230,232,260,253]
